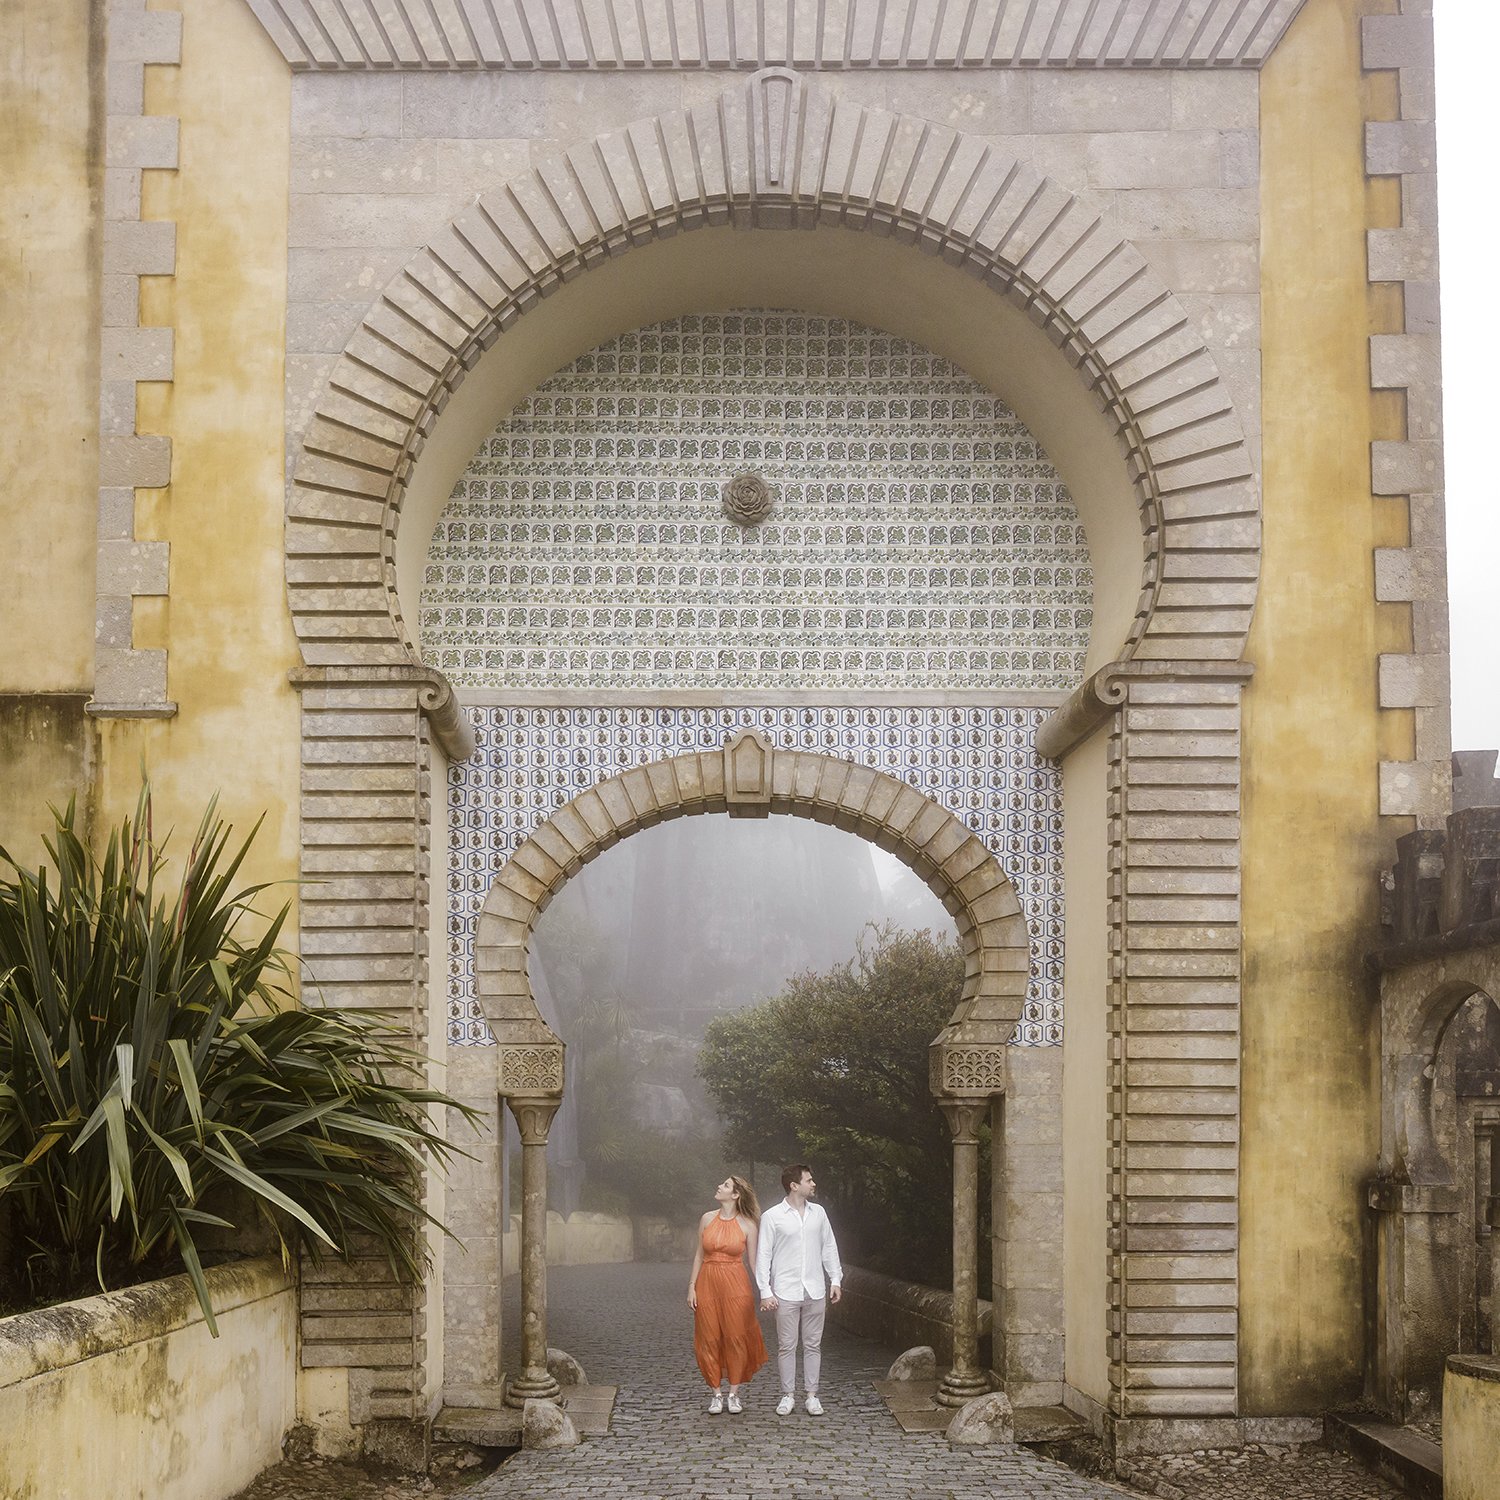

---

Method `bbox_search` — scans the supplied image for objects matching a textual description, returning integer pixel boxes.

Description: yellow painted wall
[94,0,299,919]
[1443,1360,1500,1500]
[0,0,99,696]
[0,1259,295,1500]
[1241,0,1402,1413]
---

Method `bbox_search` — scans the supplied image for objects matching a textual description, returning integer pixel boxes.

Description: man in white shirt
[755,1162,843,1416]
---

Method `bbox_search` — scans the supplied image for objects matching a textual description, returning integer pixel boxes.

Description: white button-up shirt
[755,1199,843,1302]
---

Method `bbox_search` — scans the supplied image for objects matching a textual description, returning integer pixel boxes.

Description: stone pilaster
[89,0,181,718]
[1106,672,1246,1444]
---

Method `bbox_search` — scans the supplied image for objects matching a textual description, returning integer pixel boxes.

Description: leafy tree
[698,924,983,1285]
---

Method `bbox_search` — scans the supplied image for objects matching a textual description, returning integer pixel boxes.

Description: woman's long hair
[729,1175,761,1225]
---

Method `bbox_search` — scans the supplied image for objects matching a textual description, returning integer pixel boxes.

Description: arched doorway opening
[474,735,1033,1408]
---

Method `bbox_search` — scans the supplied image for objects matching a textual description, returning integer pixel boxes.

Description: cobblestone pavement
[236,1262,1404,1500]
[481,1260,1135,1499]
[1115,1445,1402,1500]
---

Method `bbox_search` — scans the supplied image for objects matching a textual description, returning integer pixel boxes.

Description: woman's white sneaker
[708,1391,724,1414]
[776,1394,795,1416]
[726,1392,743,1414]
[804,1394,824,1416]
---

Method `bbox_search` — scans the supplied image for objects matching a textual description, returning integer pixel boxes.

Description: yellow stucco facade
[1240,0,1402,1414]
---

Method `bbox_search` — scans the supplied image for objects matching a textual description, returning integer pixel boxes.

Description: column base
[936,1368,992,1408]
[503,1368,562,1409]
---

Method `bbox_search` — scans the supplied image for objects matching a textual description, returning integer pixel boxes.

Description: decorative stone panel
[284,70,1260,682]
[420,312,1092,694]
[89,0,182,718]
[244,0,1307,71]
[1103,668,1248,1432]
[447,705,1064,1046]
[1363,3,1451,826]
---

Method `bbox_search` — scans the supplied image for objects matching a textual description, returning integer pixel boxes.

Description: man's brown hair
[781,1162,812,1194]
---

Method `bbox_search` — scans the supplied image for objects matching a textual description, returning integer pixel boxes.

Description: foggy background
[525,817,956,1221]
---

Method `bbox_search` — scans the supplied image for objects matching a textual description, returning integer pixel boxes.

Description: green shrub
[0,787,471,1331]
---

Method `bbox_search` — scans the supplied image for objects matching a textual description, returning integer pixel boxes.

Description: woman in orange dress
[687,1175,768,1413]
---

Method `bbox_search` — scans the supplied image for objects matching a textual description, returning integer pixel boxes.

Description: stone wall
[0,1259,296,1500]
[831,1265,993,1370]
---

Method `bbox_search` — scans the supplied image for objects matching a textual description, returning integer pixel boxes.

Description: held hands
[760,1296,779,1312]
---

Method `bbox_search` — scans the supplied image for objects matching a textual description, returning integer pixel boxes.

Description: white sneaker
[804,1394,824,1416]
[776,1393,795,1416]
[708,1391,724,1414]
[726,1392,743,1414]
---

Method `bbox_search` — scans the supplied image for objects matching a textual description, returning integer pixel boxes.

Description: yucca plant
[0,786,471,1332]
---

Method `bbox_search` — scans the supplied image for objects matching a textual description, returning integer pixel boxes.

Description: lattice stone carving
[934,1044,1009,1096]
[498,1043,564,1095]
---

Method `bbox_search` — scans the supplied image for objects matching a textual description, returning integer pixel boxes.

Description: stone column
[938,1098,993,1407]
[504,1096,562,1407]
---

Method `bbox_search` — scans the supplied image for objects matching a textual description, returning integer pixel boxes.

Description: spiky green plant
[0,787,471,1332]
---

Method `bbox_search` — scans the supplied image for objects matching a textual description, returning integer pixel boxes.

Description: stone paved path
[479,1260,1134,1499]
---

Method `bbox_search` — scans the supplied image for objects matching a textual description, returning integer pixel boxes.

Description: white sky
[1435,1,1499,751]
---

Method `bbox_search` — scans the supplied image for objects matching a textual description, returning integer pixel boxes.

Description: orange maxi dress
[693,1215,769,1388]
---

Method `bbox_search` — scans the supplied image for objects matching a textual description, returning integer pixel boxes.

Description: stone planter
[0,1256,296,1500]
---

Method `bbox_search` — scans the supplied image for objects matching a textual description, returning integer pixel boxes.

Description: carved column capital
[507,1096,560,1147]
[939,1097,989,1146]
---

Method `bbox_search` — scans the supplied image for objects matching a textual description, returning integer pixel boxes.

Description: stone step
[1326,1414,1443,1500]
[432,1403,523,1450]
[1014,1405,1090,1446]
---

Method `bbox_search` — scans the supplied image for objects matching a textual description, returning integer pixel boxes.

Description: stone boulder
[946,1390,1014,1446]
[547,1347,588,1386]
[887,1346,938,1381]
[522,1399,580,1450]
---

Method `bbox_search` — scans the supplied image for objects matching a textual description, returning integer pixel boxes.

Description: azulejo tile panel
[447,706,1064,1048]
[421,312,1092,693]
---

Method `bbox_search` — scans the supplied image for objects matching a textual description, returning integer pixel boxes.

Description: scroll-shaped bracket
[724,728,775,818]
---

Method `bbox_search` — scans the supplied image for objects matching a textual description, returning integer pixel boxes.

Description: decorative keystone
[724,728,775,818]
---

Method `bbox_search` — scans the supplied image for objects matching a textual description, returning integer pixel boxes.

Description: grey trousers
[773,1297,827,1395]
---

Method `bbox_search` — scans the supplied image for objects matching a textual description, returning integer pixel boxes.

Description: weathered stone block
[522,1399,579,1449]
[946,1390,1014,1445]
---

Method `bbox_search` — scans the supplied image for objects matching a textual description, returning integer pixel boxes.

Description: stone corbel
[1366,1177,1461,1216]
[1036,659,1254,762]
[289,663,476,762]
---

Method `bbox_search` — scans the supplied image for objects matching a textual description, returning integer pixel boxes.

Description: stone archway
[288,64,1262,1440]
[285,67,1260,677]
[473,731,1029,1408]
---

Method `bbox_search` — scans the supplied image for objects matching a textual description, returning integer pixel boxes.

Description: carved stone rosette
[722,472,774,526]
